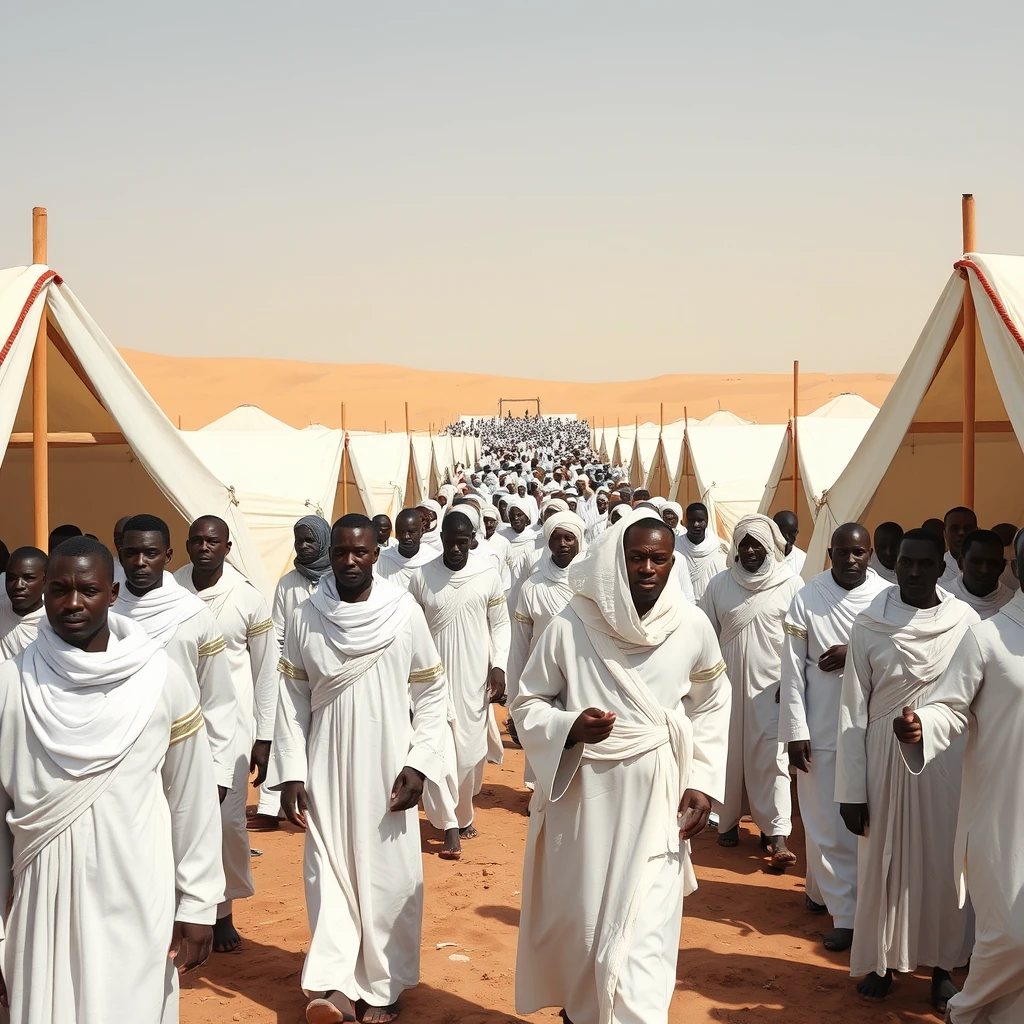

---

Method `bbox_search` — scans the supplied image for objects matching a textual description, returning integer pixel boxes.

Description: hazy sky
[4,2,1023,381]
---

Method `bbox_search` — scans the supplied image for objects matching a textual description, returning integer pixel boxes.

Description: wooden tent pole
[792,359,800,512]
[684,405,690,505]
[32,207,49,549]
[405,402,410,435]
[962,194,977,507]
[341,402,349,515]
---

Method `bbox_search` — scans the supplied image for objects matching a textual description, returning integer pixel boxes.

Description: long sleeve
[698,579,722,636]
[487,574,512,672]
[271,578,287,654]
[901,628,982,776]
[404,609,447,784]
[162,664,226,924]
[683,615,732,802]
[266,608,312,788]
[835,621,873,804]
[511,617,583,802]
[506,588,535,706]
[0,671,12,941]
[195,612,238,790]
[778,593,810,744]
[246,596,280,741]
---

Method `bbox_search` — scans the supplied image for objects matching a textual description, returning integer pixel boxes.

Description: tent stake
[792,359,800,513]
[962,194,977,508]
[32,207,49,549]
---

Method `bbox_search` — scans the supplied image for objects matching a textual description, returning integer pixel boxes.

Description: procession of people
[0,412,1021,1024]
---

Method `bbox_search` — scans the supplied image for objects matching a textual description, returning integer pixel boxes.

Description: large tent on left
[0,211,272,598]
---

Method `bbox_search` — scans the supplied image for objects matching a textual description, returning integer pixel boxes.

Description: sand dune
[120,350,895,432]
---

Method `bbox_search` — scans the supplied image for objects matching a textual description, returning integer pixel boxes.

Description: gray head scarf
[294,514,332,583]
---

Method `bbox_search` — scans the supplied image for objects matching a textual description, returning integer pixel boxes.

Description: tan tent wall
[761,427,815,527]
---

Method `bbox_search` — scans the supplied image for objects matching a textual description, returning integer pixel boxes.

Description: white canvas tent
[759,394,878,528]
[628,422,661,488]
[0,261,273,598]
[805,247,1024,577]
[405,433,435,508]
[644,419,688,498]
[611,424,635,469]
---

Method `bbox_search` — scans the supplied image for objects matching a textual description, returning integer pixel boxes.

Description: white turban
[542,510,587,551]
[728,513,793,592]
[481,504,499,522]
[609,503,631,525]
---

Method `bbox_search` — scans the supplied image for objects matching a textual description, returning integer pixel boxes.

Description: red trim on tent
[954,259,1024,353]
[0,270,61,369]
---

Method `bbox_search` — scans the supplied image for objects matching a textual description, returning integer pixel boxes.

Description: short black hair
[900,528,945,560]
[944,506,977,524]
[874,521,904,540]
[49,536,116,582]
[686,502,709,517]
[48,524,83,552]
[371,513,392,525]
[961,529,1005,558]
[7,546,47,568]
[440,509,475,534]
[332,513,375,533]
[191,515,230,541]
[122,514,171,546]
[623,518,675,550]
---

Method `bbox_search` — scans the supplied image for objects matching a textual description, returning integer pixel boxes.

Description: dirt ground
[181,743,955,1024]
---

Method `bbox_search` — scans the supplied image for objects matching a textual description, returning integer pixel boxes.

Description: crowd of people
[0,419,1021,1024]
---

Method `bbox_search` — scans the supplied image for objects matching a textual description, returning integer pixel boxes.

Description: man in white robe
[894,534,1024,1024]
[114,515,237,797]
[774,510,807,575]
[504,496,541,613]
[481,505,511,569]
[676,502,726,602]
[416,499,444,556]
[869,521,902,585]
[0,548,47,660]
[836,528,976,1013]
[261,515,332,830]
[945,529,1014,620]
[372,514,397,549]
[779,523,889,951]
[941,506,978,585]
[700,513,801,867]
[268,515,447,1024]
[376,509,437,590]
[174,516,278,954]
[992,522,1020,593]
[408,507,510,859]
[512,509,731,1024]
[0,537,223,1024]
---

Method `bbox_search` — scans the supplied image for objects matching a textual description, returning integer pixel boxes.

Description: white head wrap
[609,502,631,525]
[728,513,793,592]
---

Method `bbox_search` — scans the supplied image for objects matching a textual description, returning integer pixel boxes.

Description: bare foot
[246,813,280,832]
[439,828,462,861]
[717,826,739,848]
[306,991,357,1023]
[931,968,958,1014]
[459,825,478,840]
[213,914,242,953]
[823,927,853,952]
[805,895,827,914]
[769,836,797,871]
[856,970,893,1000]
[357,1001,400,1023]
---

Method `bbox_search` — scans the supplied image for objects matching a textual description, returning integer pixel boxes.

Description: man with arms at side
[0,537,223,1023]
[267,515,447,1024]
[780,523,889,951]
[376,509,436,590]
[676,502,726,602]
[941,506,978,584]
[773,510,806,575]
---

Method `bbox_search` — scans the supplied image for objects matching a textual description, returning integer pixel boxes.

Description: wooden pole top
[962,194,977,253]
[32,207,47,264]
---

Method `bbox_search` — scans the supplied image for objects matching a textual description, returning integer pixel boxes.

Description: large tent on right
[804,197,1024,577]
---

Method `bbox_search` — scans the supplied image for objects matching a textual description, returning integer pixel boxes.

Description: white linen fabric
[0,605,45,661]
[868,553,897,584]
[376,543,438,590]
[115,571,207,647]
[946,572,1014,620]
[675,531,727,602]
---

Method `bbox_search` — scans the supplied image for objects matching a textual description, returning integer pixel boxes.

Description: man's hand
[0,969,7,1010]
[678,789,712,841]
[506,716,522,748]
[168,921,213,976]
[568,707,616,746]
[774,686,780,704]
[840,802,869,836]
[281,781,310,830]
[218,785,227,804]
[390,766,425,812]
[893,706,922,744]
[818,644,848,673]
[250,739,272,787]
[487,668,506,705]
[788,740,812,773]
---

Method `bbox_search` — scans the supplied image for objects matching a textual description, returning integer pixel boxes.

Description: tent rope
[0,269,62,370]
[954,259,1024,353]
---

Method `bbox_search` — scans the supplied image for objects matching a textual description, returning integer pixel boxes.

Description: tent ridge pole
[962,194,977,507]
[792,359,800,513]
[32,207,49,549]
[341,402,348,516]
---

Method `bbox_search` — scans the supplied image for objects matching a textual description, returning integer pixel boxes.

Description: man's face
[624,524,675,611]
[186,520,231,574]
[498,501,509,523]
[945,511,978,559]
[395,514,423,557]
[441,520,474,572]
[120,530,171,592]
[294,525,320,565]
[775,517,798,550]
[483,517,498,539]
[738,534,768,574]
[662,509,679,531]
[596,493,609,515]
[548,527,580,569]
[566,498,578,513]
[896,538,944,604]
[508,507,529,534]
[686,510,708,544]
[961,540,1006,596]
[874,530,902,571]
[330,526,378,592]
[373,517,392,546]
[6,555,47,614]
[45,554,117,648]
[419,508,437,533]
[829,532,872,589]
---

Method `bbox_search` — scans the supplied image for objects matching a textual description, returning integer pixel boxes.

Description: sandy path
[182,744,952,1024]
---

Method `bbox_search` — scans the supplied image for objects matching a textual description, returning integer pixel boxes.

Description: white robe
[0,606,45,661]
[700,568,802,836]
[868,553,897,585]
[837,589,977,977]
[785,546,807,575]
[942,550,961,586]
[175,565,278,910]
[271,567,320,653]
[778,569,890,928]
[267,586,447,1006]
[408,557,511,829]
[675,534,727,602]
[900,592,1024,1023]
[0,653,224,1024]
[512,602,730,1024]
[945,572,1014,621]
[375,546,438,591]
